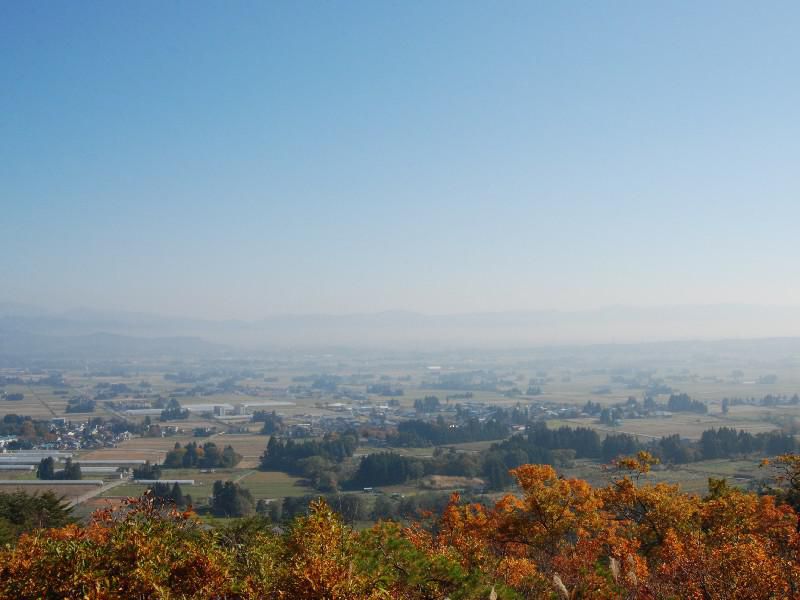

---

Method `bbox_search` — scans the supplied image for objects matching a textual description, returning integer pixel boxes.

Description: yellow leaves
[763,452,800,488]
[282,499,387,599]
[3,462,800,599]
[602,468,702,563]
[611,451,660,475]
[0,494,233,600]
[774,453,800,468]
[510,463,602,521]
[506,465,606,548]
[495,556,539,587]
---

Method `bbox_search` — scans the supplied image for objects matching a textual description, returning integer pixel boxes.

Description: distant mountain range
[3,302,800,359]
[0,329,223,361]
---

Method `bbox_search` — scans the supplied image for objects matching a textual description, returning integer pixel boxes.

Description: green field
[101,468,312,503]
[236,470,312,498]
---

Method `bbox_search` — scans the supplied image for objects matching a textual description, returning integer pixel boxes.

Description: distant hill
[3,302,800,354]
[0,328,224,363]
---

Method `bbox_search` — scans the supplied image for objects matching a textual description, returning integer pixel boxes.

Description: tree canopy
[2,454,800,598]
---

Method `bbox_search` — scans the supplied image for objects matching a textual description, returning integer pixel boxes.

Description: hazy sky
[2,2,799,320]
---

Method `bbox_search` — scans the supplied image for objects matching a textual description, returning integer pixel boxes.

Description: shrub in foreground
[1,454,799,599]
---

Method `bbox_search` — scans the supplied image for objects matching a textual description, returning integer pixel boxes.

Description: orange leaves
[657,529,792,600]
[502,464,606,552]
[3,459,800,599]
[436,494,495,570]
[602,476,701,561]
[408,463,623,597]
[612,451,660,475]
[0,495,233,600]
[414,455,800,598]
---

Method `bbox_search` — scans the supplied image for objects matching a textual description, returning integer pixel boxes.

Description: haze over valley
[3,3,800,597]
[5,302,800,359]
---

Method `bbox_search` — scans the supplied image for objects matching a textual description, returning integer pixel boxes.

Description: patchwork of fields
[2,353,798,517]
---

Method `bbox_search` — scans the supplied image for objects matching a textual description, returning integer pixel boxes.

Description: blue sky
[2,2,799,319]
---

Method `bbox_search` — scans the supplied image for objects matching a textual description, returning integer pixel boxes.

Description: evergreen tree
[132,461,162,480]
[36,457,55,480]
[60,458,82,480]
[211,481,255,517]
[0,490,73,544]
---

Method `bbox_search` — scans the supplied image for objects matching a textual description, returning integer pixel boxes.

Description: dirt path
[233,469,255,483]
[26,384,57,417]
[68,478,128,508]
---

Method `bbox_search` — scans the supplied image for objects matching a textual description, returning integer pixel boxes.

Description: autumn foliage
[2,453,800,599]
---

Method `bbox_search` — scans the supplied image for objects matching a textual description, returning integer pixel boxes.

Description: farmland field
[101,469,312,503]
[235,470,312,498]
[3,342,800,516]
[547,411,779,441]
[0,481,102,503]
[78,432,269,465]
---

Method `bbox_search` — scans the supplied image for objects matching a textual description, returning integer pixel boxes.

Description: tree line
[386,417,509,447]
[259,430,358,474]
[368,422,798,490]
[163,442,241,469]
[258,421,798,492]
[258,490,477,525]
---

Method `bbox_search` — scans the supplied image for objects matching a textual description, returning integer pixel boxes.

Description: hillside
[1,453,798,599]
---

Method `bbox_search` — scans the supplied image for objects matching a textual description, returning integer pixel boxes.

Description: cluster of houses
[1,417,135,453]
